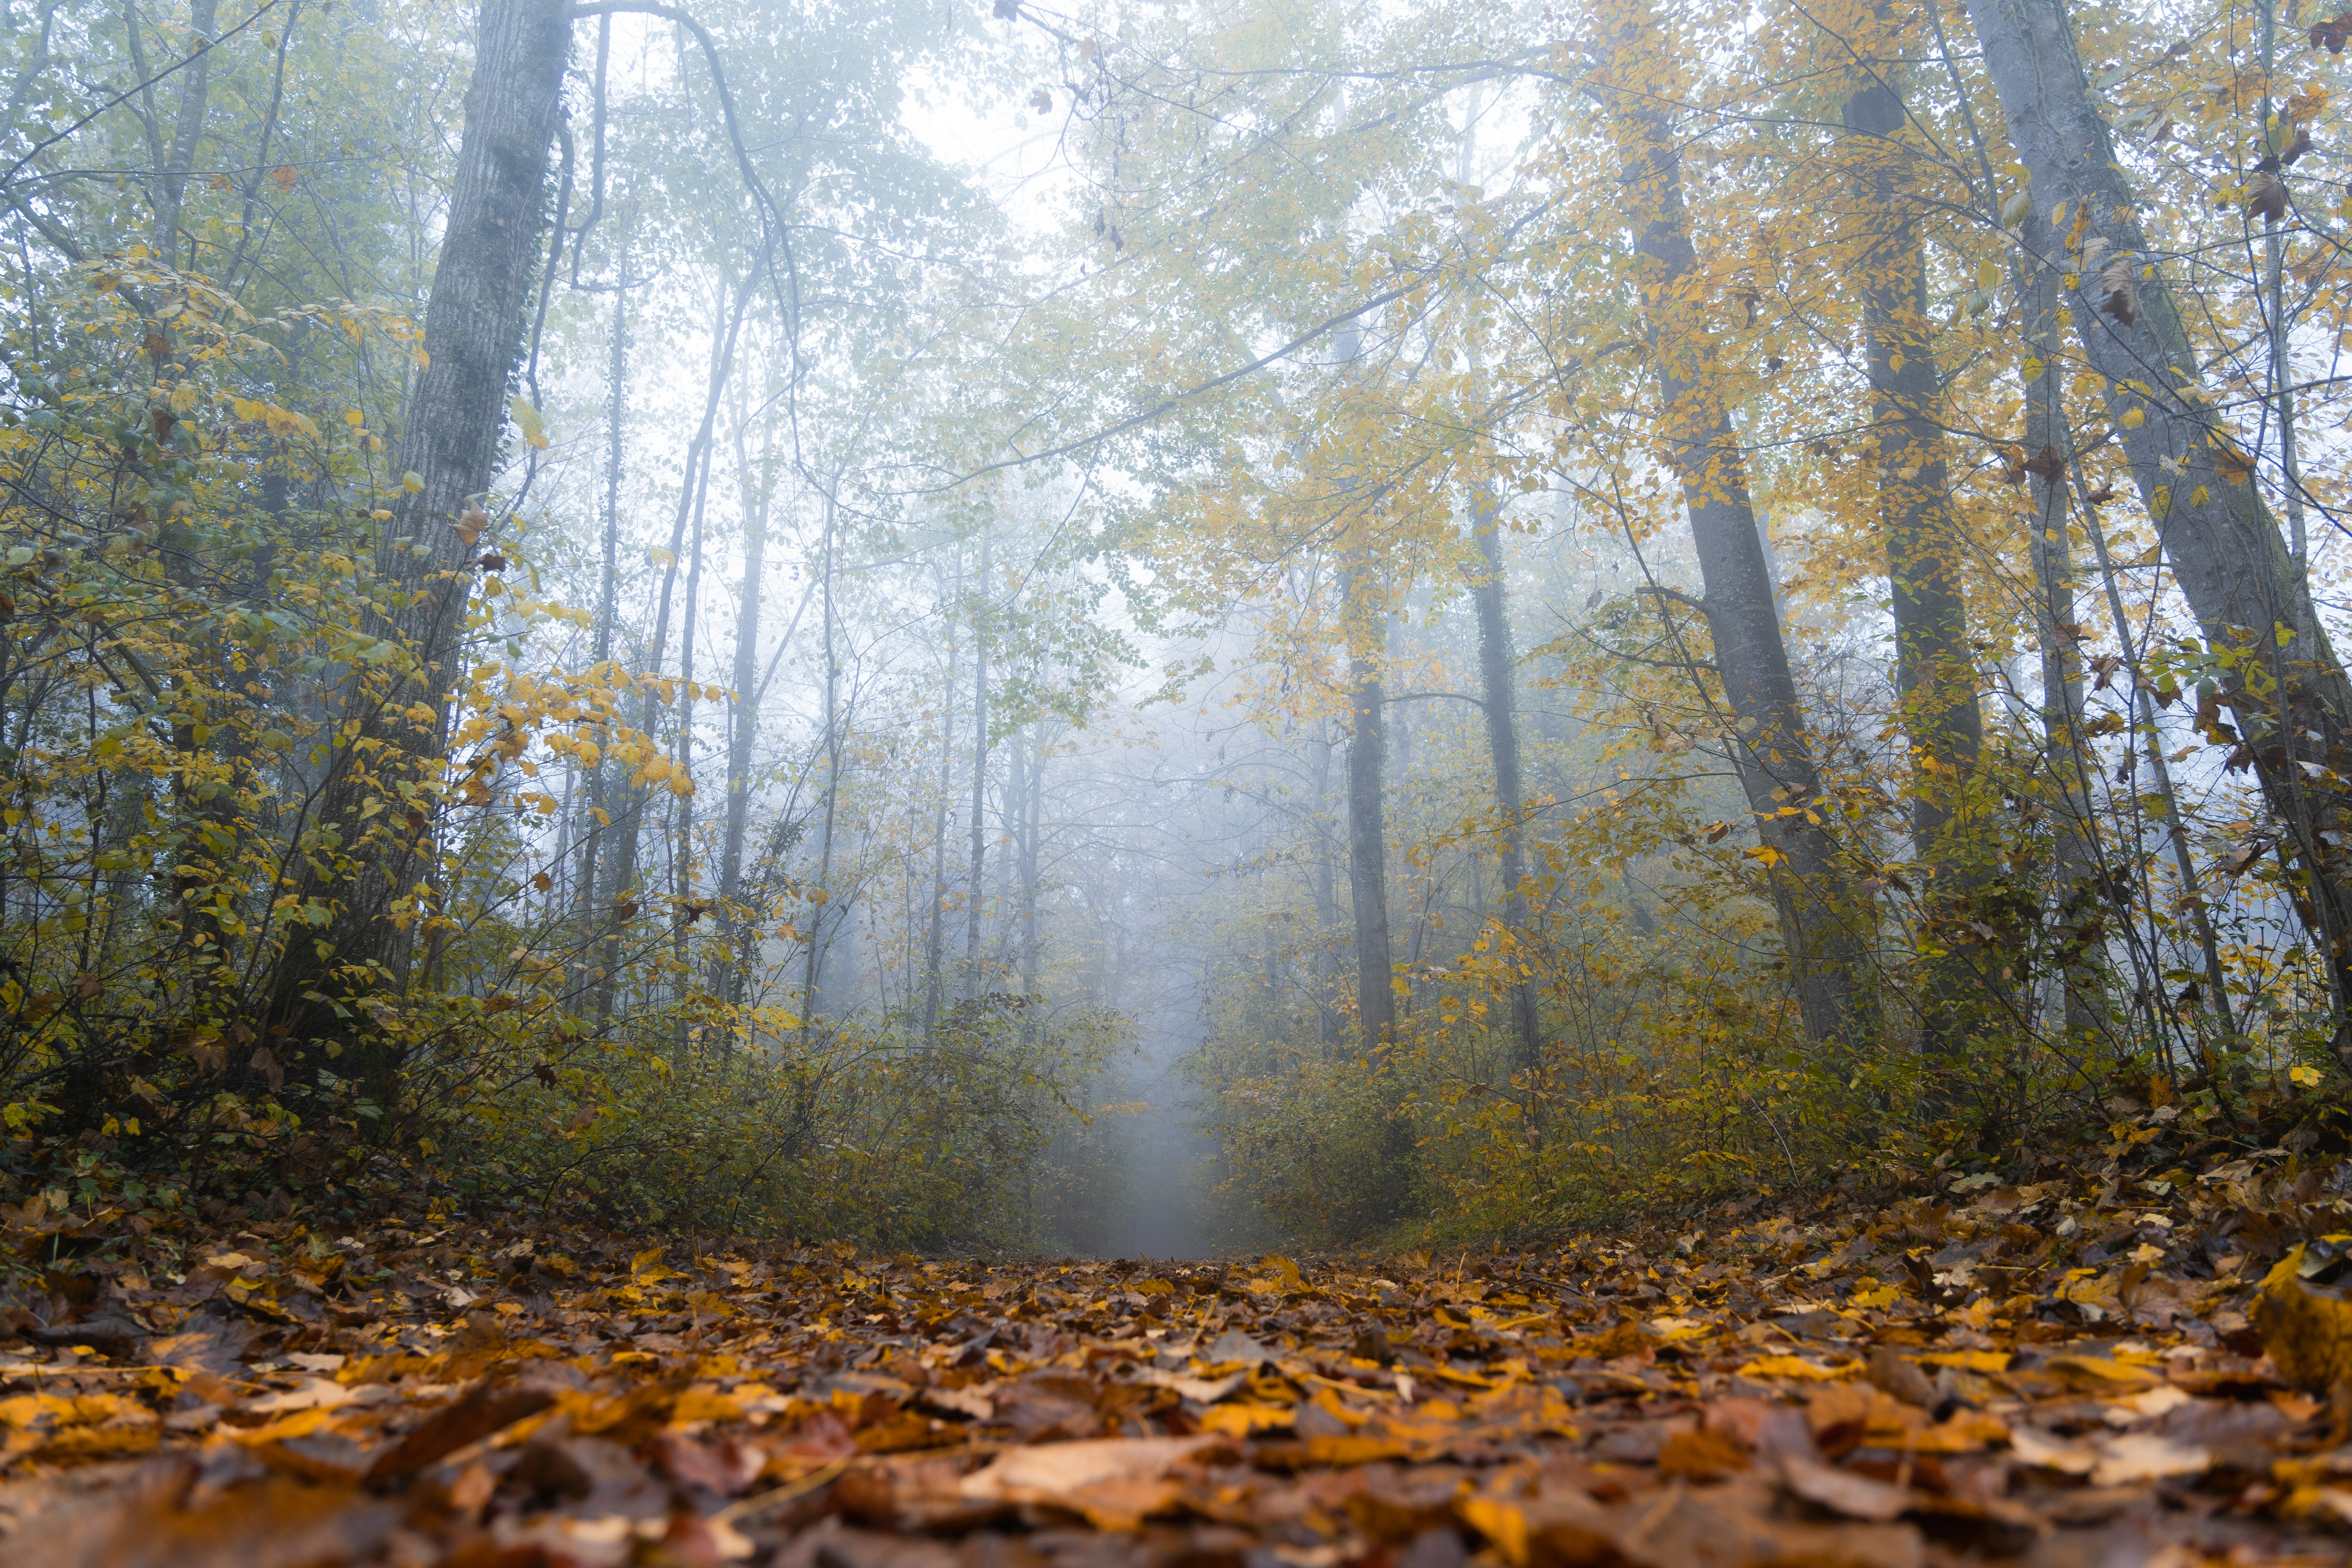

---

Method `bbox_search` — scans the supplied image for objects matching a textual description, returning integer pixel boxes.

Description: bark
[149,0,216,264]
[800,496,842,1036]
[579,213,630,972]
[1844,69,1987,1062]
[1843,76,1985,851]
[1452,102,1542,1080]
[2014,209,2105,1034]
[922,548,960,1041]
[272,0,568,1089]
[1019,718,1042,1040]
[1963,0,2352,1039]
[598,280,746,1017]
[1597,23,1877,1047]
[962,539,991,995]
[1312,727,1339,1047]
[670,416,706,1062]
[1465,477,1542,1081]
[1339,559,1396,1048]
[712,388,766,1008]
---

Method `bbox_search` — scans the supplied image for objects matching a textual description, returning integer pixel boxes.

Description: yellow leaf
[1909,1409,2010,1453]
[1917,1349,2012,1372]
[1197,1402,1294,1436]
[672,1384,742,1423]
[1735,1355,1855,1381]
[510,396,549,450]
[2256,1248,2352,1388]
[2044,1354,2158,1389]
[1458,1497,1528,1568]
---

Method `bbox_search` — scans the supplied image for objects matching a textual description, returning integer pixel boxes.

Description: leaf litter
[16,1146,2352,1563]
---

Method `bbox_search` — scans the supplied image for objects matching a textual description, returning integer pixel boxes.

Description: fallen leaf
[1782,1454,1908,1521]
[956,1435,1219,1502]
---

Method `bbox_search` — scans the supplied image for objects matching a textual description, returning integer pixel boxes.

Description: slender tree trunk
[2073,453,2239,1056]
[1019,717,1042,1044]
[670,420,706,1063]
[579,214,630,971]
[2014,209,2105,1035]
[800,495,840,1037]
[1339,558,1395,1048]
[1596,16,1877,1048]
[1844,64,1986,1062]
[1964,0,2352,1046]
[150,0,216,265]
[712,383,768,1010]
[1312,727,1339,1047]
[1451,101,1541,1080]
[1465,476,1541,1082]
[962,538,991,995]
[923,547,960,1041]
[599,280,746,1019]
[272,0,568,1091]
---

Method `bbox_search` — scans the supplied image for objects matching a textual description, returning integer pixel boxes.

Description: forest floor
[9,1134,2352,1565]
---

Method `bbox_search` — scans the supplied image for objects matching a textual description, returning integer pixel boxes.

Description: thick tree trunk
[272,0,568,1089]
[1598,25,1877,1048]
[1844,69,1986,1062]
[1339,560,1395,1048]
[1963,0,2352,1039]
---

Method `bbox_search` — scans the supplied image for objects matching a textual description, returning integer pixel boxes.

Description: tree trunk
[596,279,746,1018]
[1465,476,1542,1082]
[579,211,630,978]
[1963,0,2352,1041]
[1596,15,1876,1048]
[923,547,960,1041]
[149,0,216,265]
[2014,207,2105,1035]
[712,380,767,1011]
[1452,101,1543,1082]
[1339,558,1395,1048]
[800,495,840,1036]
[1312,726,1339,1047]
[1843,67,1986,1062]
[272,0,568,1091]
[670,404,707,1062]
[962,538,991,995]
[1019,717,1042,1043]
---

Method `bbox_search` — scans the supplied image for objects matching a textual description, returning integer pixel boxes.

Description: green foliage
[430,993,1125,1247]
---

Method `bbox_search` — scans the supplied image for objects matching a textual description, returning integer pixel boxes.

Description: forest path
[3,1158,2351,1565]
